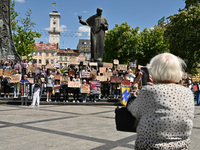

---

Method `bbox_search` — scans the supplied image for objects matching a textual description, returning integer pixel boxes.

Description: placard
[97,76,107,82]
[118,64,127,71]
[69,57,79,65]
[68,81,81,88]
[79,56,86,62]
[27,78,34,84]
[0,69,3,76]
[99,67,106,73]
[89,62,98,66]
[54,63,60,68]
[55,74,61,80]
[54,85,60,89]
[103,62,113,68]
[28,66,38,73]
[113,59,119,65]
[41,78,45,83]
[187,74,192,78]
[81,84,90,93]
[90,70,97,77]
[61,76,69,85]
[103,72,113,77]
[129,62,136,68]
[110,76,123,83]
[11,75,21,83]
[81,72,91,78]
[46,64,54,69]
[138,65,142,70]
[4,69,13,77]
[83,61,88,66]
[21,56,27,60]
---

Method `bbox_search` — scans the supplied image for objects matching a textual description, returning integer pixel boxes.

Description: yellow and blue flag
[52,3,56,5]
[121,80,131,106]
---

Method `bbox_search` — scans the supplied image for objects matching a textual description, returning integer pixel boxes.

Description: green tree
[137,26,169,66]
[11,0,41,61]
[104,22,139,64]
[185,0,200,8]
[165,3,200,74]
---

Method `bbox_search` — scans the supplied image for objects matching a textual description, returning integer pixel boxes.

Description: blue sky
[14,0,185,49]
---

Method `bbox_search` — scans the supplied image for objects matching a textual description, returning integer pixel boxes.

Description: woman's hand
[133,72,143,86]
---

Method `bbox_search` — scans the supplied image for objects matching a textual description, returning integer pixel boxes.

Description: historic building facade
[77,39,91,61]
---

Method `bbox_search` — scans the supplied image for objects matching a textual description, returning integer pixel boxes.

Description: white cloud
[16,0,25,3]
[82,11,88,14]
[77,26,90,37]
[60,25,68,32]
[44,27,50,31]
[35,37,49,43]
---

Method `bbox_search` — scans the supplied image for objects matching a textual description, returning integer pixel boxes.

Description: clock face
[53,21,56,25]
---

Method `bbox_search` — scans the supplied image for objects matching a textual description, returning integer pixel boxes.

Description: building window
[46,59,49,64]
[39,59,42,64]
[51,52,54,57]
[60,57,62,61]
[46,52,48,56]
[53,27,56,32]
[35,52,38,56]
[82,42,87,45]
[65,57,67,61]
[39,52,42,56]
[51,60,54,64]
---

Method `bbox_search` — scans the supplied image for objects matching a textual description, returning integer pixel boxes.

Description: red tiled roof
[34,42,58,50]
[58,49,79,55]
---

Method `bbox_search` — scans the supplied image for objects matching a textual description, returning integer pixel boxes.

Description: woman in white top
[128,53,194,150]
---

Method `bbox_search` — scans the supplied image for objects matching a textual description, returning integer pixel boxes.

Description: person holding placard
[72,74,80,103]
[20,75,30,105]
[54,81,60,102]
[30,75,42,107]
[21,59,28,76]
[38,69,45,100]
[3,67,12,98]
[62,72,69,102]
[13,69,21,98]
[46,70,54,102]
[81,79,88,103]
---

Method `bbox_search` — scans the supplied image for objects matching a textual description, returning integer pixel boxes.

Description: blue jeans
[14,83,19,97]
[82,93,87,102]
[197,91,200,106]
[40,83,44,100]
[113,89,120,99]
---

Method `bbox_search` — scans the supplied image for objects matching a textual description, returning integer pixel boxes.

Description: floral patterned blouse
[127,84,194,150]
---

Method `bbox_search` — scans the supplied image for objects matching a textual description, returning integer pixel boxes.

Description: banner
[68,81,81,88]
[113,59,119,65]
[81,84,90,93]
[83,61,88,66]
[69,57,79,65]
[4,69,13,77]
[99,67,106,73]
[27,78,34,84]
[81,72,90,78]
[11,75,21,83]
[110,76,123,83]
[89,62,98,66]
[118,64,127,71]
[121,80,131,106]
[103,62,113,68]
[55,74,61,80]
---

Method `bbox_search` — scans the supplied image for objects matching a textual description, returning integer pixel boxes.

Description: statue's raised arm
[78,15,87,26]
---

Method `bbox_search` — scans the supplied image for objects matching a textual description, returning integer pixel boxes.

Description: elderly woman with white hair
[128,53,194,150]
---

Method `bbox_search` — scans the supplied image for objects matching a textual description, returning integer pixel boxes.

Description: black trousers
[73,88,79,100]
[62,85,69,100]
[103,83,110,97]
[55,93,60,100]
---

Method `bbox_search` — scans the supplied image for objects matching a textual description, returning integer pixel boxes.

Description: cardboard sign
[113,59,119,65]
[81,72,90,78]
[28,66,38,73]
[90,70,97,76]
[4,69,13,77]
[182,73,187,79]
[81,84,90,93]
[61,76,69,85]
[27,78,34,84]
[129,62,136,68]
[69,57,79,65]
[99,67,106,73]
[11,75,21,83]
[97,76,107,82]
[54,63,60,68]
[55,74,61,80]
[21,56,27,60]
[0,69,3,76]
[54,85,60,89]
[83,61,88,66]
[187,74,192,78]
[103,72,113,77]
[46,64,54,69]
[103,63,113,68]
[138,65,142,70]
[68,81,81,88]
[110,76,123,83]
[118,64,127,71]
[69,70,74,76]
[89,62,98,66]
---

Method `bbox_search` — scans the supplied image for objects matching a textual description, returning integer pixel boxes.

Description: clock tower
[49,10,61,46]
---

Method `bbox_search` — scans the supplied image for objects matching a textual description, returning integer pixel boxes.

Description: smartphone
[140,66,150,86]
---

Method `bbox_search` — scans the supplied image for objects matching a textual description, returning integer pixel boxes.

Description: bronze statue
[0,0,21,61]
[78,8,108,62]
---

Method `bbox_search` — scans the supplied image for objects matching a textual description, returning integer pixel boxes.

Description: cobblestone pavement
[0,105,199,150]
